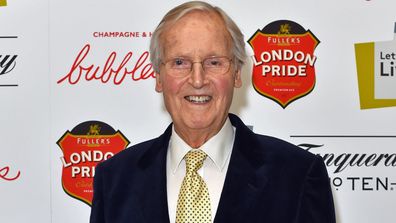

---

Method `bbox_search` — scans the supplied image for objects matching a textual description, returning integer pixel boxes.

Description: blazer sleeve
[296,155,336,223]
[90,163,105,223]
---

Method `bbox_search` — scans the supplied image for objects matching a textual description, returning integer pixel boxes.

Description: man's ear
[155,72,163,92]
[234,69,242,88]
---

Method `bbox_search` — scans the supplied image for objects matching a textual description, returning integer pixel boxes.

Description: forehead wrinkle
[161,11,232,59]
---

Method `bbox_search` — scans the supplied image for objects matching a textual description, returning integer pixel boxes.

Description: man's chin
[183,116,224,133]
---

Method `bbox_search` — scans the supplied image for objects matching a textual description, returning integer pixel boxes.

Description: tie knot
[185,149,207,173]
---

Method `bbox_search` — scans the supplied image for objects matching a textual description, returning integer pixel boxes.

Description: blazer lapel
[214,114,270,222]
[134,125,172,223]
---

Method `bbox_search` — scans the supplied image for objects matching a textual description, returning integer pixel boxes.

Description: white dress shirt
[166,118,236,223]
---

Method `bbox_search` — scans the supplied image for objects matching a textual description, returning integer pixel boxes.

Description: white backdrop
[1,0,396,222]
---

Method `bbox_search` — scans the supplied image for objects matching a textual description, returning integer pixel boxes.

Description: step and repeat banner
[1,0,395,222]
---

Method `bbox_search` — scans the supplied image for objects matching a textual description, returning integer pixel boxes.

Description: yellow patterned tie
[176,149,212,223]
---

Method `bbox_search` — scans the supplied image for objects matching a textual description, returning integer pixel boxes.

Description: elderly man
[90,1,336,223]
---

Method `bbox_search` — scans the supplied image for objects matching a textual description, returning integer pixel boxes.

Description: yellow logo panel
[0,0,7,7]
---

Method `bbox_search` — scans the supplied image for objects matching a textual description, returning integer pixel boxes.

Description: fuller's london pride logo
[57,121,130,206]
[355,22,396,109]
[248,20,320,108]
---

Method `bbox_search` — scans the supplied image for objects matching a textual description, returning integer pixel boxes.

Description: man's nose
[189,63,206,88]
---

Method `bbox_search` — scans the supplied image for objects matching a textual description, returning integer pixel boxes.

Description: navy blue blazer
[90,114,336,223]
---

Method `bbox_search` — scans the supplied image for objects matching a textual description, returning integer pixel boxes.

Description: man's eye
[170,58,190,69]
[206,58,222,67]
[211,60,220,66]
[174,59,184,66]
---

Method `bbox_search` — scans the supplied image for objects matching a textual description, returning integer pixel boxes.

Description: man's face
[156,11,242,142]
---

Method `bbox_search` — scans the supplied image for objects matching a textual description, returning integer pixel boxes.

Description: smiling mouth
[185,95,212,103]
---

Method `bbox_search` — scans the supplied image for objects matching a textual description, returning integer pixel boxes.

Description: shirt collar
[169,118,235,174]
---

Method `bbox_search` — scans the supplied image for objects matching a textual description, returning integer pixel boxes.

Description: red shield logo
[57,121,130,206]
[248,20,320,108]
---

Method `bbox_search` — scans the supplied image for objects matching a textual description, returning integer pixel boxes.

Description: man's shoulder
[97,136,162,171]
[244,132,322,175]
[254,133,314,160]
[230,113,316,163]
[98,124,172,171]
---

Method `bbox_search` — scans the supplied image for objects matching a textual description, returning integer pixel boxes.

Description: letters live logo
[57,121,130,206]
[248,20,320,108]
[355,22,396,109]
